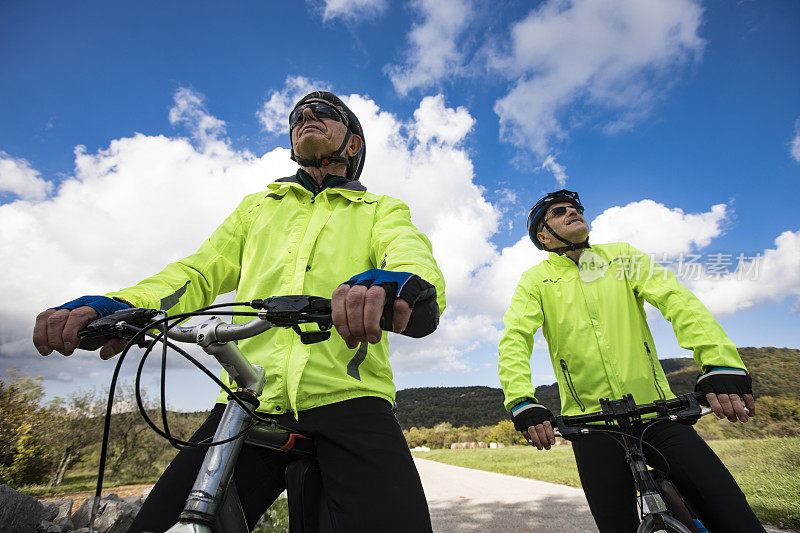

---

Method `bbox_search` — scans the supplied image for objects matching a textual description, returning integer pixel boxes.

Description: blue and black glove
[511,400,556,433]
[54,295,131,317]
[344,269,439,338]
[695,367,753,398]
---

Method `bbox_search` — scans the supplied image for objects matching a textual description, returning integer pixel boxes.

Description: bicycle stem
[168,316,269,395]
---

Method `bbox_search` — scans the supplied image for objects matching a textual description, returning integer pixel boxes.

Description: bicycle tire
[657,478,700,533]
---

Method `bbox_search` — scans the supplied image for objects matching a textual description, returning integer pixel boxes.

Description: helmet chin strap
[542,219,590,254]
[291,130,352,169]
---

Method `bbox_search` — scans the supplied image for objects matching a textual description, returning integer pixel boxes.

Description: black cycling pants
[129,396,432,532]
[571,420,765,533]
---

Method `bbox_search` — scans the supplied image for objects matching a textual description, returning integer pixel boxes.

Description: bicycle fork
[623,435,692,533]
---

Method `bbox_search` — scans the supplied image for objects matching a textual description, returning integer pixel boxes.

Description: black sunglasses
[289,102,344,129]
[547,204,584,218]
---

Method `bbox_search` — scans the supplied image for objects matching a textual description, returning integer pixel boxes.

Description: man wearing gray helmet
[497,189,764,532]
[33,91,444,531]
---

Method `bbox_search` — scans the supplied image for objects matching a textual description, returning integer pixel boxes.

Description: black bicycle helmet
[526,189,590,253]
[289,91,366,181]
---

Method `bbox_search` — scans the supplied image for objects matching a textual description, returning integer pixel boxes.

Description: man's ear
[536,229,552,249]
[345,134,363,157]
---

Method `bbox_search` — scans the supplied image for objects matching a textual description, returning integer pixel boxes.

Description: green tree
[40,388,105,486]
[0,368,54,487]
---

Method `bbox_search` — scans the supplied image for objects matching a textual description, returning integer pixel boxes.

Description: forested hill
[395,347,799,430]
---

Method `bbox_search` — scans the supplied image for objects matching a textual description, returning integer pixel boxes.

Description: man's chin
[295,140,330,159]
[566,229,589,243]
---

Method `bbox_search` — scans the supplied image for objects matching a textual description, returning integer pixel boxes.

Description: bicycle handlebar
[559,392,706,427]
[76,295,334,350]
[555,392,709,438]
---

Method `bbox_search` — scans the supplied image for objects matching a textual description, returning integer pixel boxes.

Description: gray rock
[93,500,135,533]
[36,520,53,533]
[45,523,62,533]
[71,528,91,533]
[0,484,45,533]
[40,502,59,522]
[70,497,98,529]
[54,516,74,532]
[122,495,143,514]
[49,498,73,521]
[140,485,153,500]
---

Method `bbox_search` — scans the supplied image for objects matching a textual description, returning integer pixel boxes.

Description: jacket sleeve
[498,271,544,411]
[105,196,256,314]
[623,243,745,372]
[369,196,446,316]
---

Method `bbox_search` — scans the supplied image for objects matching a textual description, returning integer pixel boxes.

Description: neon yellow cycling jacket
[107,174,445,416]
[498,242,745,416]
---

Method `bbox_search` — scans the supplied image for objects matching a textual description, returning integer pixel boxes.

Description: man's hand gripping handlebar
[76,295,335,351]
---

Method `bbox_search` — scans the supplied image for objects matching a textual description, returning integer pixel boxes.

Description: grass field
[23,437,798,530]
[413,437,800,529]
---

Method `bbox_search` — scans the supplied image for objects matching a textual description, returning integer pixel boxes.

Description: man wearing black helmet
[33,91,443,532]
[497,190,764,532]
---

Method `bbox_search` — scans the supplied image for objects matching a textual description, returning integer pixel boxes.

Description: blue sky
[1,0,798,410]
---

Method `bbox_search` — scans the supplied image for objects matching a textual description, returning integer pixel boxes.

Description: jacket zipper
[560,359,586,412]
[645,342,666,400]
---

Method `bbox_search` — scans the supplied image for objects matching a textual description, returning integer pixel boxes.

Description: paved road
[414,458,795,533]
[414,458,598,532]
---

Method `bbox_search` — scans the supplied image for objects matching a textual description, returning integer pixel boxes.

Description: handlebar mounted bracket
[251,296,333,345]
[600,394,640,431]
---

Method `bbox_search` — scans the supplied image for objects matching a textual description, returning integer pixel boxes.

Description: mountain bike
[77,295,340,532]
[555,392,715,533]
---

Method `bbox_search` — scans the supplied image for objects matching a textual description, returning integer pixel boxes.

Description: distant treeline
[2,347,797,490]
[396,347,800,430]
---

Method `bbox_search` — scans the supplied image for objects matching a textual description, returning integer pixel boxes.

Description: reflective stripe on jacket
[498,242,744,416]
[107,174,446,416]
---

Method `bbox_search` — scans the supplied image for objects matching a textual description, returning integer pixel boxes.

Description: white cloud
[591,200,729,256]
[791,117,800,164]
[690,230,800,316]
[468,237,549,318]
[315,0,388,21]
[0,151,53,201]
[490,0,704,155]
[385,0,472,95]
[541,155,568,186]
[257,75,330,134]
[413,95,475,145]
[587,198,800,317]
[168,88,227,149]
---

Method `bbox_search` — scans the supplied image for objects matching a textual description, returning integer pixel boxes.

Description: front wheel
[637,513,694,533]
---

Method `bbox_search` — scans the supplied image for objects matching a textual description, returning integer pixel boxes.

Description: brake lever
[77,308,160,351]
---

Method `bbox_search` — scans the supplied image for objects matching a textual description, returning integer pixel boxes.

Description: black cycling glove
[344,269,439,338]
[511,400,556,432]
[695,367,753,397]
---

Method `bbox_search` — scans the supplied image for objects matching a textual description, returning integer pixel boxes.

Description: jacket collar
[272,169,367,197]
[547,246,593,269]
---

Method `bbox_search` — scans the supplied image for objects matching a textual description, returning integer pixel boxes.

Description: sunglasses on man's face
[547,204,584,218]
[289,102,344,129]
